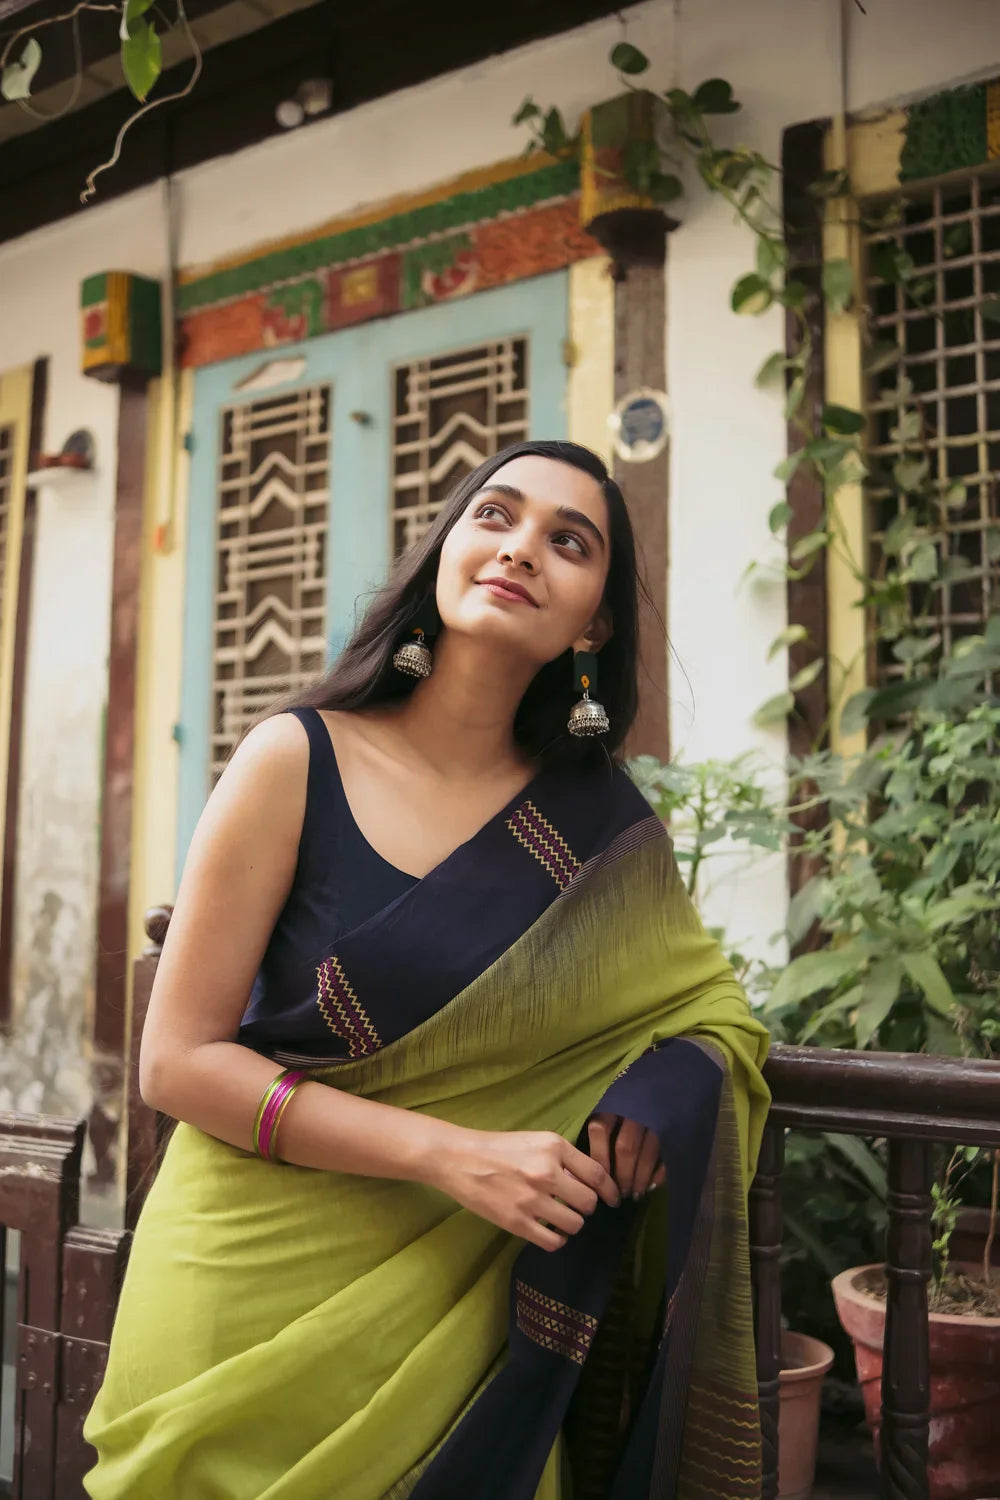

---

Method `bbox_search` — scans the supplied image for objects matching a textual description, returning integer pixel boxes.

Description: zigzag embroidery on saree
[506,801,581,889]
[316,954,382,1058]
[514,1279,598,1366]
[678,1378,761,1500]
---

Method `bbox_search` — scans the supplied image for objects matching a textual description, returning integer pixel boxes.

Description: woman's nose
[498,538,538,573]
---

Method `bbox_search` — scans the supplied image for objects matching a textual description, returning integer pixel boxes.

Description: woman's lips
[477,580,538,606]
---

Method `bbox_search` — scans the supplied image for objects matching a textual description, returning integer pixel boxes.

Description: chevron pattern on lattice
[212,386,330,775]
[391,338,529,556]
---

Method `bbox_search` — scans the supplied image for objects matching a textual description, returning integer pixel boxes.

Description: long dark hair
[267,440,650,767]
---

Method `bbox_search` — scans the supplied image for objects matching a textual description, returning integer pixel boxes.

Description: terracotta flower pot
[833,1263,1000,1500]
[778,1331,834,1500]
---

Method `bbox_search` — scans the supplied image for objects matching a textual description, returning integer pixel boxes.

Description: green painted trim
[900,82,988,183]
[81,272,108,307]
[177,160,580,316]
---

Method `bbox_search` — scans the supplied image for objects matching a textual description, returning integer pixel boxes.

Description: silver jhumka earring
[393,627,434,679]
[568,650,610,737]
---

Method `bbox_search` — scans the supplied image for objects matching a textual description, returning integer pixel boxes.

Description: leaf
[610,43,649,76]
[756,352,790,389]
[1,37,41,101]
[783,1209,843,1280]
[774,450,805,483]
[822,258,854,314]
[753,691,795,728]
[790,530,829,562]
[891,633,940,663]
[854,960,903,1047]
[692,77,740,114]
[785,874,826,947]
[901,950,954,1017]
[790,658,824,692]
[822,403,864,435]
[767,623,807,659]
[864,338,901,373]
[121,16,161,100]
[943,480,967,510]
[893,455,930,492]
[649,172,684,204]
[512,98,541,125]
[768,501,792,534]
[823,1134,888,1199]
[120,0,154,40]
[541,107,571,156]
[838,688,875,738]
[731,273,773,315]
[756,237,787,279]
[981,297,1000,324]
[766,944,867,1012]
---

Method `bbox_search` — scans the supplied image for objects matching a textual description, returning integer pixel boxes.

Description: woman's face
[435,454,612,666]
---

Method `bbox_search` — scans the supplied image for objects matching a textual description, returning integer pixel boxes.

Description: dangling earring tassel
[568,651,610,737]
[393,627,434,679]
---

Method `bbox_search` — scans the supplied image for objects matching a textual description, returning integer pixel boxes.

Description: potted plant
[764,679,1000,1500]
[513,45,739,265]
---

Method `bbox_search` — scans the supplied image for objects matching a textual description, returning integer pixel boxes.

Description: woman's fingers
[631,1127,662,1198]
[612,1118,646,1198]
[587,1114,615,1176]
[650,1161,667,1191]
[565,1137,620,1208]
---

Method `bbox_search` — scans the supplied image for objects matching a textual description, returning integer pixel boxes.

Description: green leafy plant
[513,44,740,211]
[1,0,201,201]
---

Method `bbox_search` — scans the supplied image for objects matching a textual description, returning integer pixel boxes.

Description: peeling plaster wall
[0,0,998,1215]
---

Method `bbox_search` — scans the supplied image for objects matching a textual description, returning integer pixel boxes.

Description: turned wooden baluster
[881,1138,933,1500]
[124,904,173,1230]
[749,1120,785,1500]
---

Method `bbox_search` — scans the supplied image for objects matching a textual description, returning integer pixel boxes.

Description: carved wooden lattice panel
[866,172,1000,686]
[212,386,329,776]
[391,338,529,556]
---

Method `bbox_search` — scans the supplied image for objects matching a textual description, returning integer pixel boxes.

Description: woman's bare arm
[139,713,618,1249]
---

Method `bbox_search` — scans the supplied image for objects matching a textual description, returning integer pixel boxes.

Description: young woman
[84,440,770,1500]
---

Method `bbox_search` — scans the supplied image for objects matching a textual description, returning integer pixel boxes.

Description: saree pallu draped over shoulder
[84,763,770,1500]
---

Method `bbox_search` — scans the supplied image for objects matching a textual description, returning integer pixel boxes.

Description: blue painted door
[178,271,570,866]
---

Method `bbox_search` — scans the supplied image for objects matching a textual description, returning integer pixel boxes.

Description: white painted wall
[1,0,999,1136]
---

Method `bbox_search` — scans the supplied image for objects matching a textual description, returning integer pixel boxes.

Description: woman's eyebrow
[476,484,607,551]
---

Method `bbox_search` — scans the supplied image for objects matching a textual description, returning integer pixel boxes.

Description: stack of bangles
[252,1068,306,1163]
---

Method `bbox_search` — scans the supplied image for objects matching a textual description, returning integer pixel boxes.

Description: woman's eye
[553,532,587,555]
[476,503,508,522]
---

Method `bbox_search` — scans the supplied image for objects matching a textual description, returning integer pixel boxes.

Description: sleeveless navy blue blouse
[237,707,417,1059]
[237,705,651,1067]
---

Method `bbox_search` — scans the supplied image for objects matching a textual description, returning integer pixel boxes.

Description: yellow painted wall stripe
[567,256,614,466]
[0,364,32,992]
[825,120,868,758]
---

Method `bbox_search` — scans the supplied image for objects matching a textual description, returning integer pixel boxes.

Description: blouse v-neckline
[311,707,546,886]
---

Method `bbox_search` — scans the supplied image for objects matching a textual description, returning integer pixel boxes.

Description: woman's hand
[432,1127,622,1253]
[587,1114,666,1200]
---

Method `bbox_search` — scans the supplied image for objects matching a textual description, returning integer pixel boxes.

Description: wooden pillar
[0,356,47,1030]
[749,1120,785,1500]
[90,379,148,1191]
[612,257,669,760]
[781,119,832,934]
[881,1138,933,1500]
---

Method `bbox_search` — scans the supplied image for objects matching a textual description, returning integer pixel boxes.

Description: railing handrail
[763,1041,1000,1145]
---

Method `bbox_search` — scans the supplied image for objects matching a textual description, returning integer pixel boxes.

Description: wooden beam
[0,0,623,244]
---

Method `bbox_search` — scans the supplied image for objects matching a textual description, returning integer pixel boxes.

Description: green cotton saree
[84,759,770,1499]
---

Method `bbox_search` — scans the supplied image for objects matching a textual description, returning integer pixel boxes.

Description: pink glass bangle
[252,1069,306,1162]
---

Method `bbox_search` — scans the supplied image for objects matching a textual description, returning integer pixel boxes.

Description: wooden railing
[3,911,1000,1498]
